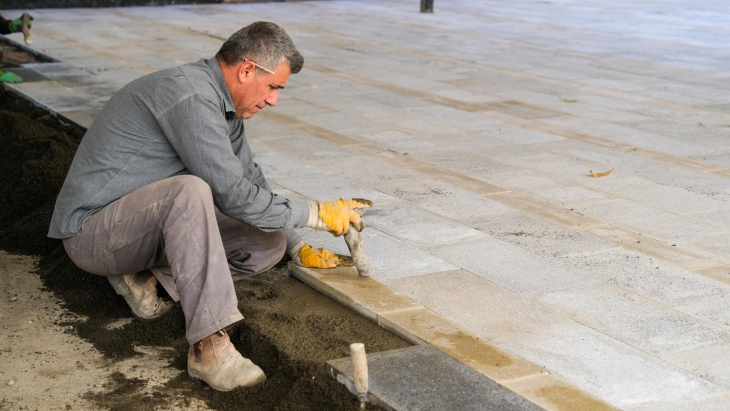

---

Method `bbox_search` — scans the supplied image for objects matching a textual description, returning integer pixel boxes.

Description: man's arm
[157,94,310,231]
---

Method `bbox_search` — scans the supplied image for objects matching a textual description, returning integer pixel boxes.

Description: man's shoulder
[126,60,221,116]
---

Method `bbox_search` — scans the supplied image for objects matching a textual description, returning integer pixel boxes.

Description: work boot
[108,271,174,320]
[188,330,266,391]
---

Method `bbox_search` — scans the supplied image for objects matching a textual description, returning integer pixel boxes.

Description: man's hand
[289,241,354,269]
[306,198,373,236]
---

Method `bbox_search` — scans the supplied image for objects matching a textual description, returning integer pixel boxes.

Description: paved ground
[3,0,730,409]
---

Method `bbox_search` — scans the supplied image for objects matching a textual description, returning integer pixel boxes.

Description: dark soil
[0,85,410,410]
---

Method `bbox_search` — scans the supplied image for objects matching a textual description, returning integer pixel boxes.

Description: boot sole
[187,366,266,391]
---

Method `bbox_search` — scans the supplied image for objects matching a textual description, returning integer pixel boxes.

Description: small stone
[7,380,14,386]
[9,297,17,302]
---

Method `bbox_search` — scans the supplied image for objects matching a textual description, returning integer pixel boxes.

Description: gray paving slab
[570,198,728,243]
[326,345,544,411]
[430,235,604,294]
[294,111,389,136]
[0,67,49,83]
[6,81,104,113]
[263,134,361,159]
[21,62,104,87]
[631,393,730,411]
[662,344,730,390]
[273,173,395,205]
[383,270,574,339]
[361,200,483,247]
[300,229,458,280]
[473,211,616,258]
[58,110,99,130]
[412,148,523,180]
[359,130,438,153]
[539,283,730,355]
[555,247,730,307]
[253,151,323,180]
[490,321,725,410]
[675,294,730,331]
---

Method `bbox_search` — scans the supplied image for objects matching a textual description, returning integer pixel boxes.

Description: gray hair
[217,21,304,74]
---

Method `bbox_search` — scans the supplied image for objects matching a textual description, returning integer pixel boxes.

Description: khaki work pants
[62,175,286,345]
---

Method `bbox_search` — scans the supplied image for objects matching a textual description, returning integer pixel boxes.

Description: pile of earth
[0,85,409,410]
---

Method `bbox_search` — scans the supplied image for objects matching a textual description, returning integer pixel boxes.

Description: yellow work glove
[305,198,373,236]
[289,241,354,268]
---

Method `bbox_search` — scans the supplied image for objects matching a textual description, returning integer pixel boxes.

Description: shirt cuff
[287,199,313,229]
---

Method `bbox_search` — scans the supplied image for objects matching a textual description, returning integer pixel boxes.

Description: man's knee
[229,230,286,278]
[251,230,286,274]
[169,175,212,200]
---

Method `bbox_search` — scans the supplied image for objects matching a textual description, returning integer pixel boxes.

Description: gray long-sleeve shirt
[48,57,310,240]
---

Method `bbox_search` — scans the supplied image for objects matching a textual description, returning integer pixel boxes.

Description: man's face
[232,62,291,119]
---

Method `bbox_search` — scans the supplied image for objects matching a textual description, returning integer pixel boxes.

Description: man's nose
[265,89,279,107]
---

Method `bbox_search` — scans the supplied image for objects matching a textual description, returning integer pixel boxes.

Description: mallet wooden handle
[343,226,373,277]
[350,343,368,408]
[21,13,33,46]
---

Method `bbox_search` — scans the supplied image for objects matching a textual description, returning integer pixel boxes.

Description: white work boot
[107,271,174,320]
[188,330,266,391]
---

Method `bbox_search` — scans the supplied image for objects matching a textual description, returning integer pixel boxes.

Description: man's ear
[238,61,256,83]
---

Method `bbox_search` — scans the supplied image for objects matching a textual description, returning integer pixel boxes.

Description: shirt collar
[205,57,236,118]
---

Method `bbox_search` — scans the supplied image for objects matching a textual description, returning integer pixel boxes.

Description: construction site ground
[1,0,730,410]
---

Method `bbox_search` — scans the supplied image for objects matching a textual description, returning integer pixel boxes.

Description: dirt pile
[0,85,409,410]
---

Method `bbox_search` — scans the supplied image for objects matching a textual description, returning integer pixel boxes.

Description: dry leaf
[561,97,579,103]
[589,168,614,178]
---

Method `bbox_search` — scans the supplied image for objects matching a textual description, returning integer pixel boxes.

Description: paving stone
[490,321,724,409]
[630,393,730,411]
[253,151,323,180]
[555,247,730,307]
[359,130,437,153]
[539,283,730,355]
[412,148,523,181]
[473,210,615,258]
[543,117,717,157]
[258,134,361,160]
[675,294,730,331]
[0,67,49,83]
[58,110,100,130]
[288,263,420,322]
[326,345,544,411]
[501,374,621,411]
[430,236,603,294]
[274,173,395,205]
[662,344,730,390]
[294,111,388,136]
[383,270,574,339]
[687,234,730,265]
[362,200,483,247]
[6,81,104,113]
[21,62,103,87]
[300,229,458,280]
[571,198,727,243]
[275,97,334,117]
[693,264,730,287]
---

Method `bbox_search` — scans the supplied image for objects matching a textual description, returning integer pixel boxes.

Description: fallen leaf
[589,168,614,178]
[560,97,579,103]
